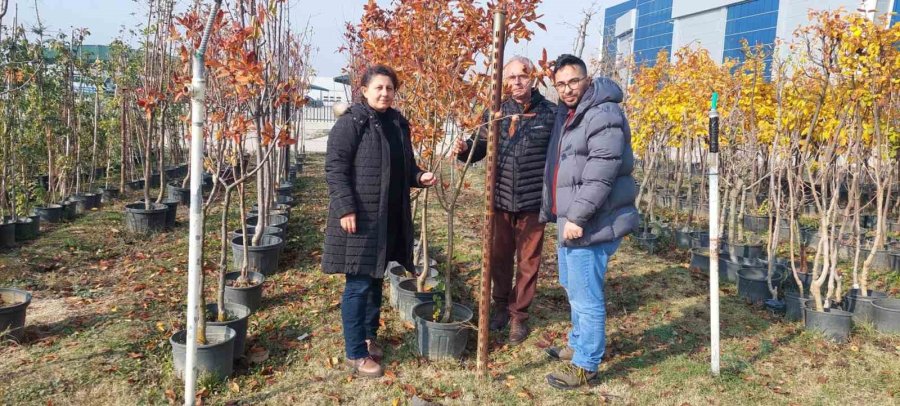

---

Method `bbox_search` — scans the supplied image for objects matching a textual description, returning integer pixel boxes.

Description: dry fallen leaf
[229,381,240,393]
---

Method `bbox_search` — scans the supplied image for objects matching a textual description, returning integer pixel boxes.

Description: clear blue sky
[10,0,615,76]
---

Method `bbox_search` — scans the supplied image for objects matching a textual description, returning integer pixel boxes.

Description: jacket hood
[574,77,624,116]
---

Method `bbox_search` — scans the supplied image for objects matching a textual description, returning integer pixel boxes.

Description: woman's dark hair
[553,54,587,76]
[361,64,400,89]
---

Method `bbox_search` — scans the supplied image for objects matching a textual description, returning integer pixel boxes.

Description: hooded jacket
[539,77,639,247]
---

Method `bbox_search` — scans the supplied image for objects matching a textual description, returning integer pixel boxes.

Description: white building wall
[671,7,728,62]
[672,0,744,19]
[775,0,859,58]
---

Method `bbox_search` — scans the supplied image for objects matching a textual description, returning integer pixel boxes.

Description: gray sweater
[539,77,639,247]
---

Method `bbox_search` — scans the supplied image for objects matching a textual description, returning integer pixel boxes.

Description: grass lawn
[1,153,898,405]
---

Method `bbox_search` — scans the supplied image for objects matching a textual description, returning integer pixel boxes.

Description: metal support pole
[476,7,506,376]
[708,92,721,377]
[184,1,221,404]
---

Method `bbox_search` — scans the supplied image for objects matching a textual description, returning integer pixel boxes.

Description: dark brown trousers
[492,209,545,322]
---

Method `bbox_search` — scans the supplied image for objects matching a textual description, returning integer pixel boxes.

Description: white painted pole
[708,93,721,377]
[184,2,222,404]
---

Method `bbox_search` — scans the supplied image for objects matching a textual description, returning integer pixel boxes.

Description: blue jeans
[341,274,383,359]
[558,239,622,372]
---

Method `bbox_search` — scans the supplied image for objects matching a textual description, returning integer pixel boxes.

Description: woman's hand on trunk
[419,172,437,187]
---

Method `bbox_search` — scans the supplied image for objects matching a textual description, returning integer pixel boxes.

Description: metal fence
[302,106,336,122]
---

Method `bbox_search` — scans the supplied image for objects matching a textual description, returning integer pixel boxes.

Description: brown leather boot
[366,339,383,361]
[344,356,384,378]
[508,320,530,345]
[489,310,510,332]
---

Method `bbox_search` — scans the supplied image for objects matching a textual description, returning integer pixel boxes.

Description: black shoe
[489,310,510,332]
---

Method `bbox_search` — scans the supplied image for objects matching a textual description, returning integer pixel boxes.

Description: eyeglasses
[553,77,586,92]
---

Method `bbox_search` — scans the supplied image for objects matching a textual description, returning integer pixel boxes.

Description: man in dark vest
[452,56,556,345]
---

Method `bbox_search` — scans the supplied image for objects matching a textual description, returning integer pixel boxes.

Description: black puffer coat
[323,103,425,278]
[457,90,556,213]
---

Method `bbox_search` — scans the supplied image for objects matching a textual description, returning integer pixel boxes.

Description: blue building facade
[632,0,674,66]
[723,0,779,75]
[602,1,637,62]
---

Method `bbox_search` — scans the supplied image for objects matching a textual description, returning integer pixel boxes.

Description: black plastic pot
[803,303,852,343]
[224,271,265,312]
[737,268,785,306]
[170,325,235,380]
[743,214,769,233]
[124,202,168,234]
[784,291,808,322]
[872,298,900,334]
[230,226,285,242]
[674,228,696,250]
[160,199,179,229]
[14,217,39,241]
[0,288,32,342]
[99,186,120,203]
[34,204,64,223]
[718,257,760,284]
[275,195,296,208]
[857,248,900,271]
[634,232,659,254]
[0,222,14,248]
[386,262,412,309]
[412,301,473,360]
[167,182,191,206]
[61,200,77,220]
[246,214,289,232]
[842,289,888,325]
[690,231,710,249]
[275,183,294,197]
[125,179,144,192]
[396,279,443,323]
[248,208,290,222]
[205,302,251,359]
[689,248,712,274]
[230,235,284,276]
[726,243,764,260]
[83,193,101,210]
[69,195,89,215]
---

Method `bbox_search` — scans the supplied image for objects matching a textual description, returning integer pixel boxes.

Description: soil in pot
[872,298,900,334]
[205,302,251,359]
[803,302,852,343]
[170,325,235,380]
[396,279,443,323]
[230,235,284,276]
[0,288,32,342]
[124,202,168,235]
[412,301,473,360]
[224,271,265,312]
[842,289,888,325]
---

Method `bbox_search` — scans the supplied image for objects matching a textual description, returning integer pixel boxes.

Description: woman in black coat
[323,65,435,377]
